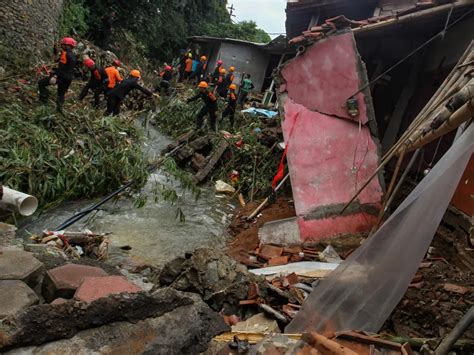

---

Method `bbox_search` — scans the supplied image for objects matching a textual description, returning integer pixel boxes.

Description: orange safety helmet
[60,37,77,47]
[229,84,237,90]
[83,58,95,69]
[130,69,141,78]
[229,66,235,72]
[220,68,227,74]
[198,81,208,88]
[200,56,207,61]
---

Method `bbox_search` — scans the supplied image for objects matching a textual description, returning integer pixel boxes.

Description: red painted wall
[279,32,383,241]
[451,154,474,217]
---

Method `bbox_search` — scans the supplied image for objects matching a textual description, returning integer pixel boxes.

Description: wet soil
[227,197,296,264]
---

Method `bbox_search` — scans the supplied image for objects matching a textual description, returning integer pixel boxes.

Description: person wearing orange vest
[159,65,173,95]
[211,59,223,83]
[38,37,77,110]
[226,66,235,86]
[187,81,218,131]
[216,68,228,98]
[79,58,106,108]
[184,53,193,81]
[106,70,153,115]
[221,84,237,129]
[104,59,123,93]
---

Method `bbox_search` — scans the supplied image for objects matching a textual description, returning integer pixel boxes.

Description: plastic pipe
[0,186,38,216]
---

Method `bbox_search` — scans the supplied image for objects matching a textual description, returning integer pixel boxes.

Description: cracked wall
[277,31,383,241]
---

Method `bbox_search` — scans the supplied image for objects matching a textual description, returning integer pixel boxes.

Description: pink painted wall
[279,32,383,241]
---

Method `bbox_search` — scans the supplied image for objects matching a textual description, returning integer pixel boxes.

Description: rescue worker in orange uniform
[104,59,123,94]
[106,70,153,115]
[187,81,218,131]
[79,58,106,108]
[38,37,77,110]
[221,84,237,129]
[159,65,173,95]
[226,66,235,86]
[211,59,223,83]
[216,68,228,98]
[184,53,193,81]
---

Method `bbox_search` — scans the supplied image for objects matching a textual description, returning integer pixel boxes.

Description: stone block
[75,276,142,303]
[0,280,39,319]
[42,264,108,302]
[0,249,44,288]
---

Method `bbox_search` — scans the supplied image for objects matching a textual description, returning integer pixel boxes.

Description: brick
[42,264,108,302]
[75,276,142,303]
[258,245,283,261]
[0,280,39,318]
[0,248,44,288]
[443,283,470,295]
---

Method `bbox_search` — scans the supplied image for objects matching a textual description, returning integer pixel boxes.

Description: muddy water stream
[20,125,235,266]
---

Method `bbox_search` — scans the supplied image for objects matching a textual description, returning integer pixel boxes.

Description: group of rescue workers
[39,37,255,131]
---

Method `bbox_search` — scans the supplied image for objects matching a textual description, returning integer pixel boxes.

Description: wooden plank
[192,140,229,184]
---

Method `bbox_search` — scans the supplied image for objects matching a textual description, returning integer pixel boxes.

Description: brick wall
[0,0,64,61]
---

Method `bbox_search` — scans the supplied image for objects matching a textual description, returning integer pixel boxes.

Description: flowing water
[19,124,235,267]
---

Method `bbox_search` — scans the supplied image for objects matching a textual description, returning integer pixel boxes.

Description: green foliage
[76,0,270,63]
[0,103,148,211]
[59,0,89,38]
[203,20,271,43]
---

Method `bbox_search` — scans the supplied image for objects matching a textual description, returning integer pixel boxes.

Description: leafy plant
[59,0,89,38]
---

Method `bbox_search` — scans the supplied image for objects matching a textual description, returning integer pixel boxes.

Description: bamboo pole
[373,147,406,230]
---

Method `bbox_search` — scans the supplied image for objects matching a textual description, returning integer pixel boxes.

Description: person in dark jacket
[38,37,77,110]
[79,58,106,108]
[221,84,237,129]
[216,68,228,98]
[211,59,223,83]
[187,81,218,131]
[158,65,173,95]
[106,70,153,115]
[225,66,235,86]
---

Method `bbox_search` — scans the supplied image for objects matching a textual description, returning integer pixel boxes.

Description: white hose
[0,186,38,216]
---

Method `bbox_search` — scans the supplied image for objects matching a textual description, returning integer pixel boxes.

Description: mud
[227,197,296,264]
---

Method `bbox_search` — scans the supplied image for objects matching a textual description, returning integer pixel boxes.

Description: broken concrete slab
[74,276,141,303]
[0,280,39,319]
[0,249,44,288]
[4,293,229,355]
[42,263,108,302]
[258,217,302,246]
[0,288,197,351]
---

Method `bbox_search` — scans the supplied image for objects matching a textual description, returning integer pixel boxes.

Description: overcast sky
[230,0,287,37]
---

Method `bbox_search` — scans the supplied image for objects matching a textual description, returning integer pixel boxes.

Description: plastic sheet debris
[286,124,474,335]
[241,107,278,118]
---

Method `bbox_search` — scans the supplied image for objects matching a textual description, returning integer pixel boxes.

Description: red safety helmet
[60,37,77,47]
[83,58,95,69]
[113,59,121,67]
[217,60,223,65]
[165,65,172,71]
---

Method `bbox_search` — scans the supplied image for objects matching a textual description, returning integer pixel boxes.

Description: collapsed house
[258,0,474,245]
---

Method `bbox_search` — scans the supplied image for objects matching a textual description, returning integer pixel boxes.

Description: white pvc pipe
[1,186,38,216]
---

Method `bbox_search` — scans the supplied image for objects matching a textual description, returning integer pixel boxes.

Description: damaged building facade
[265,0,474,243]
